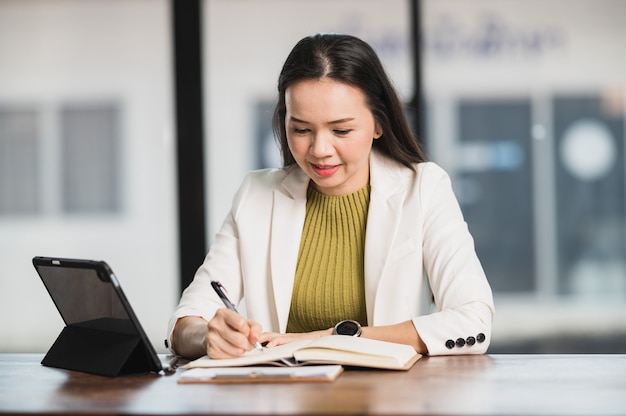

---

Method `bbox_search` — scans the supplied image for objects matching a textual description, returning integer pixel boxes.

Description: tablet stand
[42,324,156,377]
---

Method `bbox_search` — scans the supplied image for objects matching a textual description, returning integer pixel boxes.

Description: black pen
[211,281,264,353]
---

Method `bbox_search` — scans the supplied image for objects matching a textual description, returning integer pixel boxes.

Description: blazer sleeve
[413,163,495,355]
[165,174,255,354]
[165,167,293,354]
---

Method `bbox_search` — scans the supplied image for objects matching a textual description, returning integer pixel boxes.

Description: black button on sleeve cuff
[444,333,486,350]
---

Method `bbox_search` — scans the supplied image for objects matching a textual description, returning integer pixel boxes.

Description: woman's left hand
[258,328,333,348]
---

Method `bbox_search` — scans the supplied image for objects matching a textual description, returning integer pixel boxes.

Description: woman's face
[285,78,381,196]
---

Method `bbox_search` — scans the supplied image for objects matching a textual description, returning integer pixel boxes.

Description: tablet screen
[35,263,131,330]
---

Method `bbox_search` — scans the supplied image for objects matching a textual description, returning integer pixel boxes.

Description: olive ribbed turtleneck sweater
[286,184,370,333]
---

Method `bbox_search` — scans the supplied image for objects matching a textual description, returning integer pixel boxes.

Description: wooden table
[0,353,625,415]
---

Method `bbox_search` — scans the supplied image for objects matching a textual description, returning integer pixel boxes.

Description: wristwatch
[333,320,362,337]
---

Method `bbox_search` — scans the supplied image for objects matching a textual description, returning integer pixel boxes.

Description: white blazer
[168,150,495,356]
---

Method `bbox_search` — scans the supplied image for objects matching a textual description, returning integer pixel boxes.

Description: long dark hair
[272,33,427,169]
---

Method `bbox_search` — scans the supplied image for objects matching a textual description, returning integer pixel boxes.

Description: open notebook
[184,335,421,371]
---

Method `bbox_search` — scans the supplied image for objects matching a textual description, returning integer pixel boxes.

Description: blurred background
[1,0,625,354]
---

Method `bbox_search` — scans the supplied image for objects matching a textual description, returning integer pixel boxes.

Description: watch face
[335,320,361,336]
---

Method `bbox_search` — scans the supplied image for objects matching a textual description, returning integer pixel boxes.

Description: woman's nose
[309,133,333,157]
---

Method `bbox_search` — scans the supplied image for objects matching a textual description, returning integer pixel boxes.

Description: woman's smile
[310,163,341,177]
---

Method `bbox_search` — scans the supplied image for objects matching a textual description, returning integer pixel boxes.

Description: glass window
[61,103,120,213]
[456,99,535,293]
[553,94,625,297]
[0,107,39,214]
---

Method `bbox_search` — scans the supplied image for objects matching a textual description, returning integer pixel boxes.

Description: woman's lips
[311,163,340,177]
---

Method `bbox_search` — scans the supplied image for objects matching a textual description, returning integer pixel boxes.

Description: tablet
[32,256,164,377]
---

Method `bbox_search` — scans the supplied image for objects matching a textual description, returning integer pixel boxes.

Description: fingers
[258,329,329,348]
[249,321,262,345]
[258,331,285,348]
[206,308,262,359]
[261,332,303,348]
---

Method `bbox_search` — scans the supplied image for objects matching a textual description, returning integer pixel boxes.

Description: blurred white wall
[0,0,177,353]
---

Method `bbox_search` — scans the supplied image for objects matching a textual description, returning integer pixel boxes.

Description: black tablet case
[32,257,163,377]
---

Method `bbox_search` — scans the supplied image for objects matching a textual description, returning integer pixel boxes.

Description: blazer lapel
[270,167,309,332]
[364,151,408,324]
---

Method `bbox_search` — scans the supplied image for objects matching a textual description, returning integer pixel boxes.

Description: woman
[168,33,494,359]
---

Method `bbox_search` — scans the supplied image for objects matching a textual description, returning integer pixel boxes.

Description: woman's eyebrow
[328,117,355,125]
[288,116,309,124]
[288,116,356,124]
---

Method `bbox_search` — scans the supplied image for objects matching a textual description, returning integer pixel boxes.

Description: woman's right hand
[206,308,262,359]
[172,312,262,360]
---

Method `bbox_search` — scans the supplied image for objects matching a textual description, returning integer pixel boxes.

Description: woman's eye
[334,129,351,136]
[292,128,309,135]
